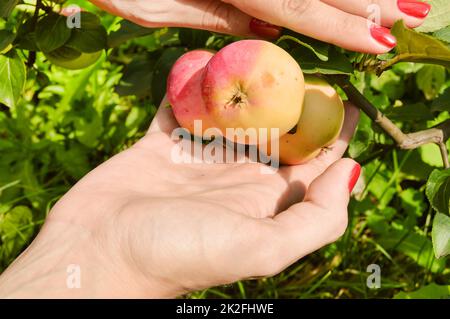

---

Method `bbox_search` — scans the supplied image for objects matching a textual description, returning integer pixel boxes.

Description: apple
[261,75,345,165]
[202,40,304,144]
[167,50,217,137]
[278,75,345,165]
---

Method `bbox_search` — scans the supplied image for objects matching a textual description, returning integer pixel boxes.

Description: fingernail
[348,163,361,193]
[370,25,397,49]
[398,0,431,18]
[249,18,282,39]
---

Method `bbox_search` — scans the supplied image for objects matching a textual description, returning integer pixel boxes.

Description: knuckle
[282,0,315,18]
[202,2,233,33]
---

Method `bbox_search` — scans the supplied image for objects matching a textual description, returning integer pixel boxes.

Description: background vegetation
[0,0,449,298]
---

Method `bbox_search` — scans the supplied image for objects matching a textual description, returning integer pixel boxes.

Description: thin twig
[438,142,450,169]
[326,74,450,168]
[26,0,43,68]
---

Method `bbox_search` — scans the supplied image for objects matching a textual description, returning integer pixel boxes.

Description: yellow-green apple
[167,50,217,137]
[277,75,345,165]
[202,40,304,144]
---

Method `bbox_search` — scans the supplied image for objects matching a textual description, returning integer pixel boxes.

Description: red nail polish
[370,25,397,49]
[348,164,361,193]
[398,0,431,18]
[249,18,282,39]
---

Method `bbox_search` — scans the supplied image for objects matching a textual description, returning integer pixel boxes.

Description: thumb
[275,158,361,254]
[246,159,360,278]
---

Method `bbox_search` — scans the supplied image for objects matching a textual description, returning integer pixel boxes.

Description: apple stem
[326,74,450,169]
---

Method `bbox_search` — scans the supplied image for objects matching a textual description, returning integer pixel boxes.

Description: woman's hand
[0,100,360,298]
[90,0,430,53]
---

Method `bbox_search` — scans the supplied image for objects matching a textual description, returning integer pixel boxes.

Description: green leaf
[151,47,186,105]
[416,0,450,33]
[432,213,450,258]
[0,0,18,18]
[14,19,39,51]
[400,188,427,218]
[0,30,15,52]
[434,26,450,43]
[431,88,450,112]
[370,70,405,100]
[386,103,434,122]
[426,169,450,215]
[290,46,353,75]
[179,28,211,49]
[74,111,103,148]
[394,283,450,299]
[0,50,26,108]
[35,13,72,52]
[420,144,445,167]
[65,12,107,53]
[277,34,329,61]
[46,46,82,62]
[416,65,446,100]
[55,144,90,180]
[108,20,156,47]
[402,150,435,182]
[379,230,446,273]
[0,205,34,268]
[116,56,154,97]
[390,20,450,68]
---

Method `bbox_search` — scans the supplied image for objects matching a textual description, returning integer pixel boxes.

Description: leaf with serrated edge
[389,20,450,68]
[432,213,450,258]
[434,26,450,43]
[426,169,450,215]
[416,0,450,33]
[0,51,26,108]
[35,13,71,52]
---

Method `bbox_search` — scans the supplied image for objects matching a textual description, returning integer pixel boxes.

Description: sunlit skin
[202,40,304,144]
[0,100,359,298]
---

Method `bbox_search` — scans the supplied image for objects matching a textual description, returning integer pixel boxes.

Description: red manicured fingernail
[249,18,282,39]
[348,164,361,193]
[398,0,431,18]
[370,25,397,49]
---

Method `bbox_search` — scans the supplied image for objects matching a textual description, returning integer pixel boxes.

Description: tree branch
[326,74,450,168]
[26,0,43,68]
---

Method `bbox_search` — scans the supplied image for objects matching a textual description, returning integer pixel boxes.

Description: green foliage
[0,51,26,108]
[432,213,450,258]
[35,13,72,52]
[416,0,450,33]
[389,20,450,68]
[0,0,449,299]
[394,283,450,299]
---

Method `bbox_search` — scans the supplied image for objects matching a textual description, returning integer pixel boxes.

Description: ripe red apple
[202,40,304,144]
[167,50,217,136]
[273,76,345,165]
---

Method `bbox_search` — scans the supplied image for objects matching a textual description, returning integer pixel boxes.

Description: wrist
[0,215,175,298]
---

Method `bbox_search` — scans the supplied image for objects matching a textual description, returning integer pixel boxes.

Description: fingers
[148,96,179,135]
[244,158,360,278]
[93,0,257,37]
[223,0,398,53]
[321,0,430,28]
